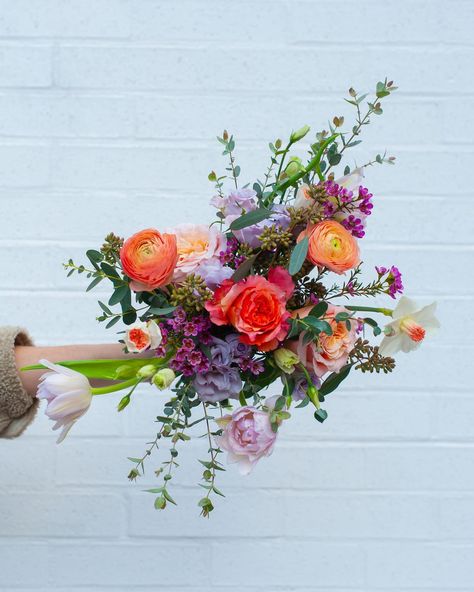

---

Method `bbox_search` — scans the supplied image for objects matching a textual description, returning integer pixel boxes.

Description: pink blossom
[216,406,277,475]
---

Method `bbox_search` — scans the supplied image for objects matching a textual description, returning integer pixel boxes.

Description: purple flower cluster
[157,308,213,377]
[322,180,374,239]
[193,334,260,403]
[376,265,404,299]
[219,236,246,267]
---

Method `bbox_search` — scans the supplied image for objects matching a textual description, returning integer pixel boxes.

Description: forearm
[15,343,140,396]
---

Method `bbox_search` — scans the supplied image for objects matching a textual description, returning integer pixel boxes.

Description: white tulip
[37,360,92,443]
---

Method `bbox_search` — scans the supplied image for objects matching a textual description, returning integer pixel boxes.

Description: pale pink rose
[287,304,358,377]
[37,359,92,443]
[216,406,277,475]
[169,223,226,282]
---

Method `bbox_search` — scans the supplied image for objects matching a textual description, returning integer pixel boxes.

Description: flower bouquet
[26,80,439,516]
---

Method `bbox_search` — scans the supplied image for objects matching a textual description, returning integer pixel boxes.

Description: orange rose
[286,304,358,377]
[120,228,178,292]
[205,267,294,352]
[299,220,360,274]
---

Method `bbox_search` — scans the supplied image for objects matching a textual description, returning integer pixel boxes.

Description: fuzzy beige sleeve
[0,326,38,438]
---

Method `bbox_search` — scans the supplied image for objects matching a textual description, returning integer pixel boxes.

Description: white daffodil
[37,360,92,443]
[379,297,440,356]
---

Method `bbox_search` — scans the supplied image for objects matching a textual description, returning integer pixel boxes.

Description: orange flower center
[128,328,150,350]
[400,318,426,342]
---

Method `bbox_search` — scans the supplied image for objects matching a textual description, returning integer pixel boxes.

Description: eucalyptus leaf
[288,237,309,275]
[229,208,272,231]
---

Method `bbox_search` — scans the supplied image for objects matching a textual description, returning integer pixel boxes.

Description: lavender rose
[216,406,277,474]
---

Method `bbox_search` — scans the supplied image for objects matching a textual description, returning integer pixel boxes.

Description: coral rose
[170,223,226,282]
[120,228,178,292]
[216,406,277,475]
[287,304,358,377]
[205,266,294,352]
[299,220,360,274]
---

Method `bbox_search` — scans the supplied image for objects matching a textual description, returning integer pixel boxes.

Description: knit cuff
[0,326,35,420]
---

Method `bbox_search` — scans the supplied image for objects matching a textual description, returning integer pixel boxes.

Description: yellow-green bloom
[274,348,300,374]
[290,125,310,143]
[152,368,176,390]
[136,364,157,379]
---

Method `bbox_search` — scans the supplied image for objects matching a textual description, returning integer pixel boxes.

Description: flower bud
[136,364,157,379]
[152,368,176,390]
[274,348,300,374]
[290,124,310,143]
[114,364,135,380]
[307,384,320,409]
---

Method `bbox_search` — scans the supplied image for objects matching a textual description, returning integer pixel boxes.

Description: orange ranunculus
[205,267,294,352]
[120,228,178,292]
[286,304,358,377]
[299,220,360,274]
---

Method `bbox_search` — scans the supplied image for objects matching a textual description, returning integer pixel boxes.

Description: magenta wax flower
[216,406,277,475]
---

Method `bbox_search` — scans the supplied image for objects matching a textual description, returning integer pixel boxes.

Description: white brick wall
[0,1,472,590]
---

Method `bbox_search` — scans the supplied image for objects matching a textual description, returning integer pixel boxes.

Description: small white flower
[37,360,92,443]
[124,320,162,353]
[379,297,440,356]
[335,166,365,190]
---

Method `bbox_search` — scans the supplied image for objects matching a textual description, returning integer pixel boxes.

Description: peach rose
[287,304,357,377]
[170,223,226,282]
[205,267,294,352]
[299,220,360,274]
[120,228,178,292]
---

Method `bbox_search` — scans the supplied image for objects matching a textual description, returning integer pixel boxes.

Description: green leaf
[288,237,309,275]
[100,262,121,280]
[229,208,272,231]
[105,316,120,329]
[319,364,352,397]
[335,312,351,322]
[98,301,112,315]
[86,250,103,266]
[86,276,103,291]
[147,306,177,316]
[109,285,129,306]
[232,254,257,282]
[304,317,333,335]
[309,301,328,318]
[163,489,177,506]
[314,408,328,423]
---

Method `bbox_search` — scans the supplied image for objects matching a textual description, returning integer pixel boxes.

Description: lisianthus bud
[136,364,157,379]
[307,384,320,409]
[274,348,299,374]
[114,364,135,379]
[290,124,310,143]
[152,368,176,390]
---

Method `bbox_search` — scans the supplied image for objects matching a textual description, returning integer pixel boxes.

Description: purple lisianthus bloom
[210,188,257,217]
[231,204,291,248]
[193,365,242,403]
[193,334,251,402]
[290,371,321,401]
[197,257,234,289]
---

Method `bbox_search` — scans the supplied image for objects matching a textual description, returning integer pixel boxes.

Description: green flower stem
[91,378,140,396]
[268,133,339,202]
[345,305,393,317]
